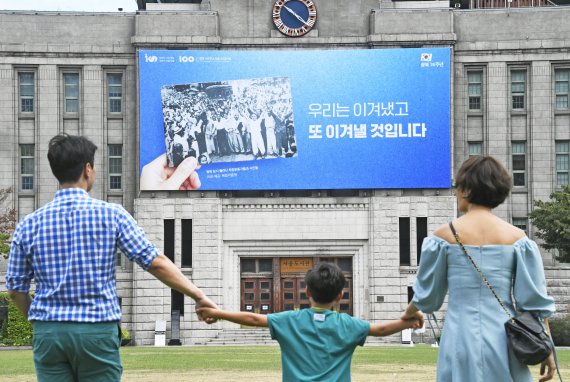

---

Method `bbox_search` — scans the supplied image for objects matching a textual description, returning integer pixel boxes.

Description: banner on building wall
[138,48,451,191]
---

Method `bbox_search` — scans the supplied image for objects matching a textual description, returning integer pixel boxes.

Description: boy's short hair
[305,262,346,304]
[48,134,97,184]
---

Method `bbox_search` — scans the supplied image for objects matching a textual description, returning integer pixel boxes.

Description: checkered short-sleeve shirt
[6,188,159,322]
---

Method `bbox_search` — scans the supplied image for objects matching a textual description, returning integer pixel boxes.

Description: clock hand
[283,5,310,27]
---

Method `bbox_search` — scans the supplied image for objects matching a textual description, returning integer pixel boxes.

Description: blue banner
[139,48,451,190]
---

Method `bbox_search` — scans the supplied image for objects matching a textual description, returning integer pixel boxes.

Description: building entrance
[281,277,310,311]
[241,278,272,314]
[240,257,353,315]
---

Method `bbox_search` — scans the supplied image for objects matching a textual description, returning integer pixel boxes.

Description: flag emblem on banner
[421,53,432,62]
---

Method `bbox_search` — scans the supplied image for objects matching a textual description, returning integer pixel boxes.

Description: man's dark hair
[304,262,346,304]
[455,156,512,208]
[47,134,97,184]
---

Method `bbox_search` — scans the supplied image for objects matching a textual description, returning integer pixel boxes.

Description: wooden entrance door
[241,278,273,314]
[281,277,310,311]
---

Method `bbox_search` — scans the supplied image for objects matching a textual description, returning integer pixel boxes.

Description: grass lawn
[1,345,568,381]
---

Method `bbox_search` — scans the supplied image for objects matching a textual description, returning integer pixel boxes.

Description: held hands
[403,317,423,330]
[195,296,219,324]
[401,310,425,329]
[196,307,220,323]
[140,154,201,191]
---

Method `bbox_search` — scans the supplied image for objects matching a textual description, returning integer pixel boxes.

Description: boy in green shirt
[199,262,422,382]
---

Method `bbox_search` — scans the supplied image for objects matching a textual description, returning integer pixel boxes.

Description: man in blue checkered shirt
[6,134,218,382]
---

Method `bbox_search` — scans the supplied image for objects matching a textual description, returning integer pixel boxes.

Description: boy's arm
[369,318,417,337]
[198,307,269,327]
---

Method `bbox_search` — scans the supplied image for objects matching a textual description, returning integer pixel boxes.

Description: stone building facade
[0,1,569,345]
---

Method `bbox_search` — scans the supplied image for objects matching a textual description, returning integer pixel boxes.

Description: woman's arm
[539,318,556,382]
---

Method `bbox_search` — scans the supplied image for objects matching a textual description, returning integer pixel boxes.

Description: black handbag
[449,223,563,380]
[504,311,553,365]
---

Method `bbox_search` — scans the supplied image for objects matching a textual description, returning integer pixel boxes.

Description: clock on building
[272,0,317,37]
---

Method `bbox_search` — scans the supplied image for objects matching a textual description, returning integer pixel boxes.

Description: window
[512,142,526,187]
[63,73,79,113]
[20,144,34,191]
[556,141,569,187]
[181,219,192,268]
[511,70,526,110]
[107,73,123,113]
[555,69,569,109]
[468,142,483,157]
[108,145,122,190]
[240,258,273,274]
[407,286,414,304]
[171,290,184,316]
[399,217,411,266]
[468,71,482,111]
[164,219,175,262]
[512,218,528,234]
[116,249,123,267]
[416,217,428,266]
[19,72,34,113]
[259,258,273,272]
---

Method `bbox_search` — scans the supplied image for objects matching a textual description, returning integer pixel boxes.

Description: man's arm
[146,254,218,314]
[7,291,32,319]
[197,307,268,327]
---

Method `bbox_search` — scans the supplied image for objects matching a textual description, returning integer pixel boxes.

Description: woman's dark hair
[455,156,512,208]
[304,262,346,304]
[47,134,97,184]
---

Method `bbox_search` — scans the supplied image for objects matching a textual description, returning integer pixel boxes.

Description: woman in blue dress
[401,156,557,382]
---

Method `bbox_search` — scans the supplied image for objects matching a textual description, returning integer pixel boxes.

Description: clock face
[272,0,317,37]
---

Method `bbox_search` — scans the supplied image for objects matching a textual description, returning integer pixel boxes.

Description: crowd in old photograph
[161,77,297,167]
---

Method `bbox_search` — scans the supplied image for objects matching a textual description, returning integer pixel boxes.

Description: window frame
[18,71,35,114]
[468,141,483,157]
[467,69,483,112]
[554,67,569,111]
[399,217,411,266]
[106,72,124,115]
[511,69,527,111]
[108,144,123,191]
[62,71,80,116]
[20,144,35,192]
[512,141,527,187]
[555,140,569,188]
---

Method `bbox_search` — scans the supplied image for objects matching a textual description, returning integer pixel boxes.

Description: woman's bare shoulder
[433,223,455,244]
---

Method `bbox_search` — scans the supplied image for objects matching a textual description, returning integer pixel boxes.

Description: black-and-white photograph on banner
[161,77,297,167]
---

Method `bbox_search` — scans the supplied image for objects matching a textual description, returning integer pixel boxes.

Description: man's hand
[140,154,201,191]
[8,291,32,319]
[195,296,219,324]
[196,307,218,321]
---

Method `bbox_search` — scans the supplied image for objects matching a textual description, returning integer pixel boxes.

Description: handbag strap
[449,222,564,382]
[448,222,512,319]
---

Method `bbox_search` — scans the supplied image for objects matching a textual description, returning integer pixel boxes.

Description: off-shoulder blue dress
[412,236,555,382]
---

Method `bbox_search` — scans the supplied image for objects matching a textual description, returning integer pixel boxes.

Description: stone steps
[198,328,434,346]
[200,328,276,346]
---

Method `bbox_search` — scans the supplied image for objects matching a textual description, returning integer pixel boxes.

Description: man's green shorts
[32,321,123,382]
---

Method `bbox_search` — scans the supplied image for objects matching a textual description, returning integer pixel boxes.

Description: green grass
[0,345,568,378]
